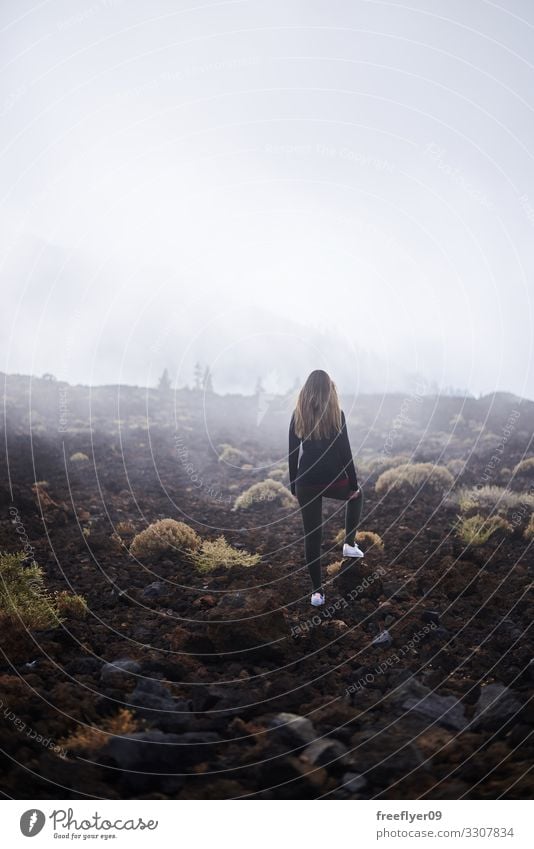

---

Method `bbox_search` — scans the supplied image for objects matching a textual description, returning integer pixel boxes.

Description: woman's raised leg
[344,487,364,546]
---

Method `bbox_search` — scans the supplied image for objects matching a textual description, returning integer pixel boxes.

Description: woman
[288,370,364,606]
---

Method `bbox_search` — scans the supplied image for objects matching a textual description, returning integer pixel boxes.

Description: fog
[1,0,533,398]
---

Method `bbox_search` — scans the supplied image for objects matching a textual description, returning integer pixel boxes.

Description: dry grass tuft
[58,709,138,754]
[233,479,294,511]
[129,519,201,559]
[190,536,260,573]
[375,463,453,497]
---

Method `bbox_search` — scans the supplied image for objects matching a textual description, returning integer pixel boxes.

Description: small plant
[375,463,453,496]
[0,551,60,630]
[447,486,534,517]
[129,519,201,559]
[524,514,534,541]
[218,443,248,466]
[455,514,513,546]
[55,591,88,618]
[58,709,138,754]
[514,457,534,477]
[191,536,260,573]
[447,458,467,477]
[268,466,286,481]
[233,478,294,510]
[359,454,410,476]
[69,452,89,462]
[326,560,343,577]
[334,529,384,552]
[111,521,137,548]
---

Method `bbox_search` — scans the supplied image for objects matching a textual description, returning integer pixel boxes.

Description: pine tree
[158,368,171,393]
[193,362,203,391]
[202,366,214,393]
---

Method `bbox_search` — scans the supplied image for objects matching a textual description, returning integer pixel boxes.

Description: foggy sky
[1,0,533,398]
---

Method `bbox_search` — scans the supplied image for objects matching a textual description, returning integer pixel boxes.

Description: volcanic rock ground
[0,378,532,799]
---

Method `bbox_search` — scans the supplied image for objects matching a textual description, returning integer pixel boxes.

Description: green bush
[455,514,513,546]
[190,536,260,573]
[375,463,453,496]
[233,478,294,511]
[129,519,201,559]
[56,591,88,618]
[0,551,60,630]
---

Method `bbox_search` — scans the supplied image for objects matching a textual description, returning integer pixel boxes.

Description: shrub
[58,709,138,754]
[233,478,294,511]
[447,458,467,477]
[111,520,136,548]
[56,591,88,618]
[69,452,89,462]
[448,486,534,516]
[361,454,410,476]
[524,514,534,541]
[334,529,384,552]
[326,560,343,577]
[455,514,513,546]
[129,519,201,559]
[190,536,260,573]
[514,457,534,477]
[0,551,60,630]
[269,466,287,481]
[218,443,248,466]
[375,463,453,496]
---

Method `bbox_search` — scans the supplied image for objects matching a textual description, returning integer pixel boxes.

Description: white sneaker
[310,592,325,606]
[343,542,364,558]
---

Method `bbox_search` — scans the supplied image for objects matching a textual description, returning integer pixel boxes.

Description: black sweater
[288,409,358,494]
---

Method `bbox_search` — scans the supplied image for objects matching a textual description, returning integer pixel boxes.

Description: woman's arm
[338,410,358,490]
[288,411,301,495]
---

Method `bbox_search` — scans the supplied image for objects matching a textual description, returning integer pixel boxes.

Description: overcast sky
[1,0,533,397]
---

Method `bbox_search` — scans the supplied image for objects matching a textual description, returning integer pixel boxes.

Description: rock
[129,677,192,731]
[217,592,246,609]
[426,626,450,642]
[471,684,522,731]
[100,658,141,687]
[422,610,441,624]
[269,712,317,745]
[382,580,409,600]
[301,737,349,767]
[142,581,168,599]
[342,771,367,792]
[102,729,221,789]
[347,726,426,783]
[402,692,467,731]
[372,630,392,647]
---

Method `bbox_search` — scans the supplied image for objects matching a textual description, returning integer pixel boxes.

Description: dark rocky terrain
[0,374,533,799]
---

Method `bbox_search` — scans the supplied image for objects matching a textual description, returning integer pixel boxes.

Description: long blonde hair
[293,370,342,440]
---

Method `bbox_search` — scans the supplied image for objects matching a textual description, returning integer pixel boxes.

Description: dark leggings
[296,483,364,594]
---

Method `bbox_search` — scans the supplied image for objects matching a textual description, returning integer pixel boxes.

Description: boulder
[269,712,317,746]
[100,658,141,687]
[470,684,522,731]
[301,737,349,767]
